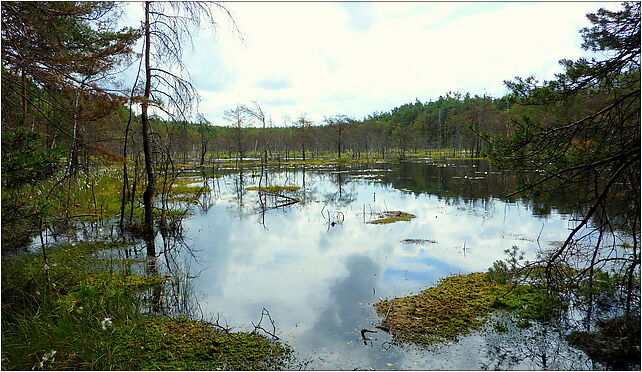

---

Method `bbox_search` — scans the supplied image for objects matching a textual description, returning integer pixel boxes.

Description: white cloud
[118,2,620,125]
[337,2,377,32]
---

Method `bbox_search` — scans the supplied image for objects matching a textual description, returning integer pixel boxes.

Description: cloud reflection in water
[179,162,590,369]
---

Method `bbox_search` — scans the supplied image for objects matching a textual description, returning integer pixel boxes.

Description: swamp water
[49,159,614,369]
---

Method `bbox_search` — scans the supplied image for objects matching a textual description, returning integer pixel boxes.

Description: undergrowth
[1,241,290,370]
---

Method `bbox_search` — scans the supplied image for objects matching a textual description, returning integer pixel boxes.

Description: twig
[545,156,638,285]
[251,307,279,340]
[211,313,239,341]
[360,328,377,345]
[536,222,545,247]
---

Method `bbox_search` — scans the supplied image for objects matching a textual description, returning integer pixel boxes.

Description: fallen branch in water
[252,307,279,340]
[360,328,377,345]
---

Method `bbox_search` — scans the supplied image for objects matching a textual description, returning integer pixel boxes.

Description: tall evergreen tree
[490,2,640,315]
[1,2,139,250]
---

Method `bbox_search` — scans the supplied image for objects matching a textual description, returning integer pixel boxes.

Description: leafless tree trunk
[224,104,250,169]
[142,1,157,255]
[138,1,238,255]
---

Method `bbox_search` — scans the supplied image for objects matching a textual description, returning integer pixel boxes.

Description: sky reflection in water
[178,161,592,370]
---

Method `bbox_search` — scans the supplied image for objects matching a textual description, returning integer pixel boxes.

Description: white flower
[101,317,113,330]
[35,350,57,369]
[42,350,56,361]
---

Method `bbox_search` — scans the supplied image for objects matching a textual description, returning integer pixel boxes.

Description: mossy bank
[1,241,291,370]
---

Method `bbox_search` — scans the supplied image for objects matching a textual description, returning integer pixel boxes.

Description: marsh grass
[1,241,147,369]
[166,184,211,195]
[1,241,290,370]
[109,317,291,370]
[22,170,211,228]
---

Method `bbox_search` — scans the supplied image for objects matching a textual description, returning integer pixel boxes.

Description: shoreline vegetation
[2,149,478,250]
[1,239,291,370]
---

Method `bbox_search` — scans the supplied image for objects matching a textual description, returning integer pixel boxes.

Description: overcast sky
[120,2,618,126]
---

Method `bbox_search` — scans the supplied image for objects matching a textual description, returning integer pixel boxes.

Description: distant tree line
[91,93,514,164]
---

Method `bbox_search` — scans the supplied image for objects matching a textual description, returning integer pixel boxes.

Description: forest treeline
[70,91,513,164]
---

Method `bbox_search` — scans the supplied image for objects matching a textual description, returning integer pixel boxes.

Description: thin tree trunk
[21,69,27,126]
[129,152,139,223]
[142,1,156,256]
[68,91,80,176]
[200,135,208,165]
[119,108,134,230]
[119,40,145,230]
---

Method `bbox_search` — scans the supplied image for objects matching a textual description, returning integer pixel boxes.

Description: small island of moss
[375,272,557,345]
[368,211,416,224]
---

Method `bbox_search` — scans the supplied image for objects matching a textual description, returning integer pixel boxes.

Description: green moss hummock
[110,317,292,370]
[1,241,292,370]
[375,272,558,345]
[368,211,416,224]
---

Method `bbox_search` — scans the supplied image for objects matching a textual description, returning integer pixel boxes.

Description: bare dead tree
[324,114,352,159]
[224,104,251,169]
[295,114,312,161]
[139,1,238,255]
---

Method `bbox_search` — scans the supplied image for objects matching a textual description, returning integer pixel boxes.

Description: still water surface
[157,159,597,369]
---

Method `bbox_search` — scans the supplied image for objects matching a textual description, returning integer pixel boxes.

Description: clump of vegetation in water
[246,185,301,193]
[374,272,558,345]
[567,314,641,370]
[1,241,291,370]
[375,273,497,344]
[368,211,416,224]
[401,238,437,245]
